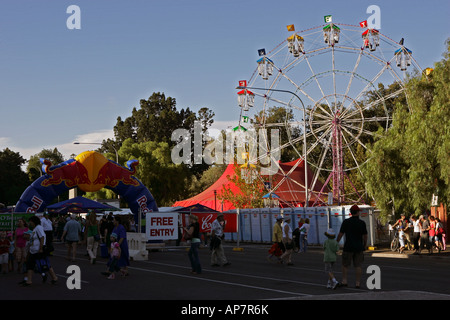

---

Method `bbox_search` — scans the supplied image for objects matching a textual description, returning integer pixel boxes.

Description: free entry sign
[146,212,179,240]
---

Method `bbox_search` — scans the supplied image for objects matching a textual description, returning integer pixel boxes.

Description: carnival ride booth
[362,28,380,51]
[257,56,274,80]
[287,34,305,57]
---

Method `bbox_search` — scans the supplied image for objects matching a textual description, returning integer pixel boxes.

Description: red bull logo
[41,159,91,189]
[93,160,140,188]
[26,195,43,213]
[137,195,151,214]
[40,151,140,193]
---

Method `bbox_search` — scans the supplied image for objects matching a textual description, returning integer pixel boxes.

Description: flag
[324,15,332,23]
[286,24,295,32]
[242,116,249,123]
[258,48,266,56]
[238,80,247,87]
[359,20,368,28]
[399,38,404,45]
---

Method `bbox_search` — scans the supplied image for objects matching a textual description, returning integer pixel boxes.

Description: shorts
[324,262,335,273]
[0,252,8,264]
[342,251,364,268]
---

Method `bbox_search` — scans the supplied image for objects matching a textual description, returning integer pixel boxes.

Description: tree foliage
[363,40,450,220]
[0,148,29,207]
[218,165,266,209]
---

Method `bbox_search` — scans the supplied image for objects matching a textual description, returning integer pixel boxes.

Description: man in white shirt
[210,213,230,267]
[22,215,58,286]
[41,213,54,255]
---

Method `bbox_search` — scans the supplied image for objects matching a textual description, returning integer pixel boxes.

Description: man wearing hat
[336,205,367,288]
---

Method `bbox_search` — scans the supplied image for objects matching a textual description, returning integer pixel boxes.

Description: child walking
[323,228,340,289]
[107,233,121,280]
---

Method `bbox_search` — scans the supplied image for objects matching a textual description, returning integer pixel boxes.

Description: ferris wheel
[236,15,422,207]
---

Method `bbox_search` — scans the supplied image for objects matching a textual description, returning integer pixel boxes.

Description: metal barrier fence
[223,205,376,247]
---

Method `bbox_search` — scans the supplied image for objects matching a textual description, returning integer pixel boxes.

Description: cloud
[207,120,238,138]
[60,129,115,159]
[0,130,114,163]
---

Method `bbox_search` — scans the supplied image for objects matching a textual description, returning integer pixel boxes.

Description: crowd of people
[1,207,446,290]
[0,211,136,285]
[391,213,446,255]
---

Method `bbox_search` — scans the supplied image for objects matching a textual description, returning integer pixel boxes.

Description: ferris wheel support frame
[237,85,310,207]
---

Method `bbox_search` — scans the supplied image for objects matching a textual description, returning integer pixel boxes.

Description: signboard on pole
[146,212,178,241]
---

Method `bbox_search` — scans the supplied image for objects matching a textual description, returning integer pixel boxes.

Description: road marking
[55,274,90,284]
[140,260,362,292]
[127,265,311,296]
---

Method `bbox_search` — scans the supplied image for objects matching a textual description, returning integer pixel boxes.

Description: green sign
[0,213,34,231]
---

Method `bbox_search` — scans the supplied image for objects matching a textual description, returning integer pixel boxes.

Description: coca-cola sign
[183,213,238,233]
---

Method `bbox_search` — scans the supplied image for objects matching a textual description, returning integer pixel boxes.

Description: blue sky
[0,0,449,162]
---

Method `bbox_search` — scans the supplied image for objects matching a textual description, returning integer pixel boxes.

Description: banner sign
[181,213,238,233]
[146,213,178,240]
[0,213,34,231]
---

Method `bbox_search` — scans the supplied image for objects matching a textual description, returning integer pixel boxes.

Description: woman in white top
[281,215,294,265]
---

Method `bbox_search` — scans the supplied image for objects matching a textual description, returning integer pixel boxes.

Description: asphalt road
[2,241,450,302]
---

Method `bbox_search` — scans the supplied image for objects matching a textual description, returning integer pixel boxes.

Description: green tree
[27,148,65,181]
[119,138,193,207]
[219,164,266,209]
[0,148,29,207]
[363,40,450,220]
[113,92,197,145]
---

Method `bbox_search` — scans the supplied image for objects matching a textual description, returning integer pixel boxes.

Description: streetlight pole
[73,142,119,163]
[236,85,309,207]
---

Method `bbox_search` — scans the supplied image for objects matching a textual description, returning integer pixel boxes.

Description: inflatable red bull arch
[14,151,158,217]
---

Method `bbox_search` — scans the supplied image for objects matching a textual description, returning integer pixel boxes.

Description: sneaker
[107,274,115,280]
[326,281,332,289]
[332,280,339,290]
